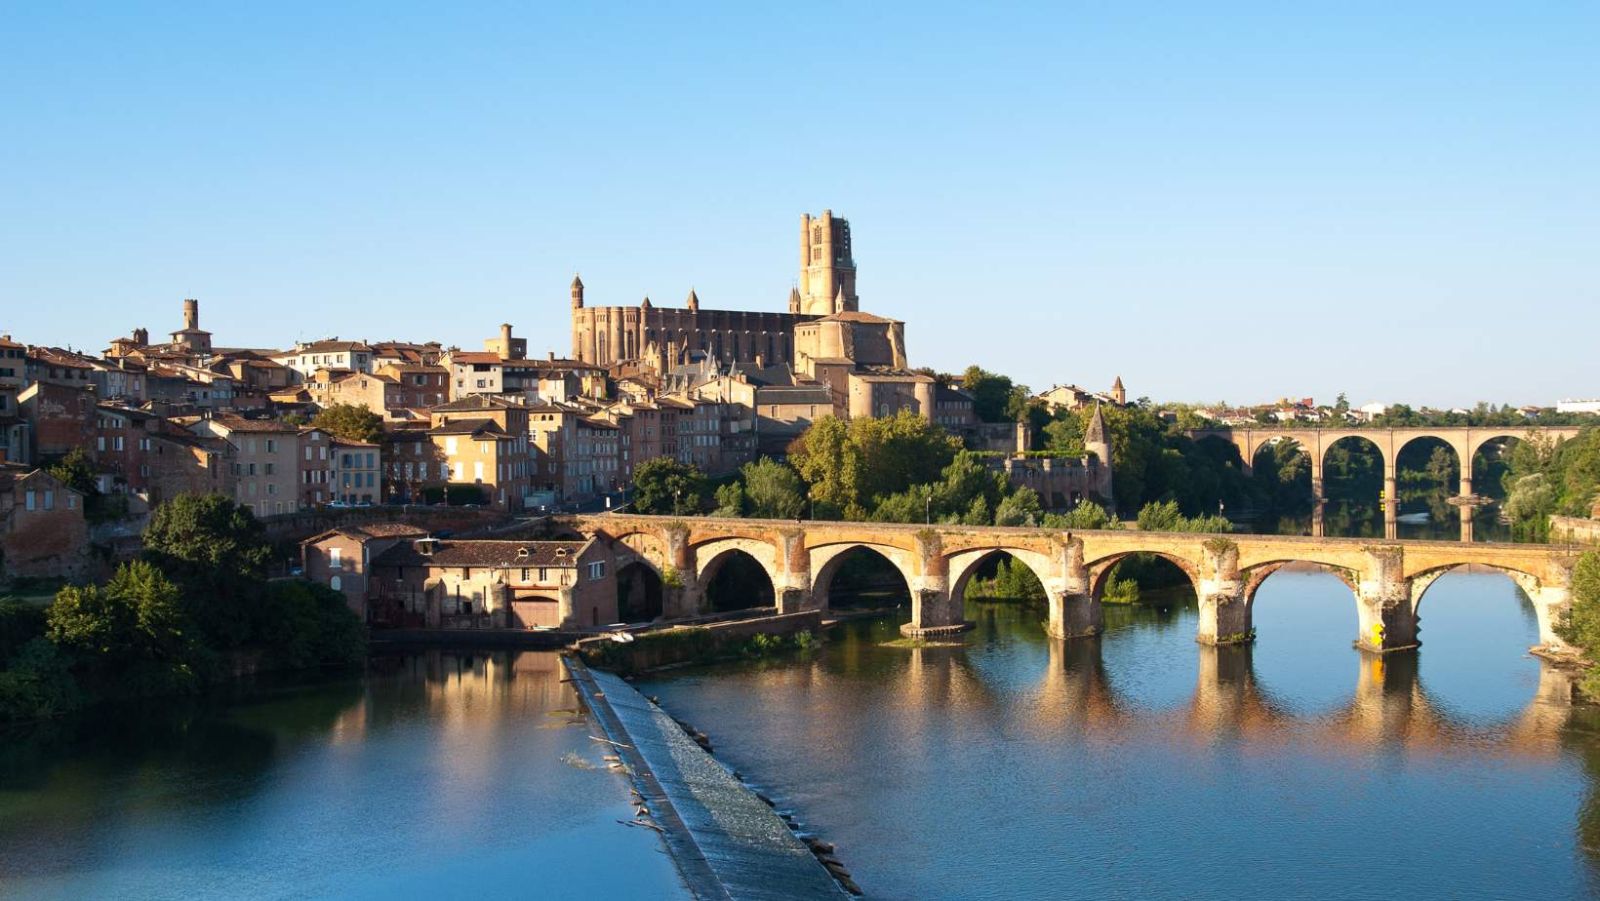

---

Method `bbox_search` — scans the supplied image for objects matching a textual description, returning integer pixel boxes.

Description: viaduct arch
[1188,426,1583,540]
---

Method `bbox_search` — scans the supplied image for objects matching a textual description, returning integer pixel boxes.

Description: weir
[563,657,848,900]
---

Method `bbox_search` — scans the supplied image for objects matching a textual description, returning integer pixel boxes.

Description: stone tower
[571,274,584,308]
[1084,403,1115,502]
[1111,376,1126,405]
[798,210,858,316]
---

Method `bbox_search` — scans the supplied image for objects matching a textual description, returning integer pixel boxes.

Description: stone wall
[1551,516,1600,545]
[260,506,513,545]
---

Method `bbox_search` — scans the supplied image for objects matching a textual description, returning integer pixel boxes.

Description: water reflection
[0,652,687,900]
[643,579,1600,898]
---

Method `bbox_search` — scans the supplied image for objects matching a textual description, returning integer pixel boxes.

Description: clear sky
[2,2,1596,408]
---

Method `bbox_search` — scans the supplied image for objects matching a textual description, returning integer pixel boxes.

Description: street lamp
[925,488,933,525]
[674,487,681,516]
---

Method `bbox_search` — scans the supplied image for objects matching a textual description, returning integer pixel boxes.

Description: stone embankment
[564,658,851,899]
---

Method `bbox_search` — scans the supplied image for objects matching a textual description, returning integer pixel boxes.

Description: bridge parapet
[564,514,1580,657]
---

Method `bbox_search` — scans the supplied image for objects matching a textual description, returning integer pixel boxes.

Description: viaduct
[1185,425,1583,541]
[568,513,1584,658]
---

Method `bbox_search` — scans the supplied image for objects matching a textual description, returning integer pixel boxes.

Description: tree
[256,581,365,669]
[741,457,806,519]
[632,457,706,515]
[45,561,202,699]
[790,413,960,519]
[312,403,383,443]
[1558,551,1600,695]
[993,487,1043,527]
[960,366,1017,423]
[1044,500,1118,530]
[45,448,97,496]
[711,481,746,517]
[143,494,274,648]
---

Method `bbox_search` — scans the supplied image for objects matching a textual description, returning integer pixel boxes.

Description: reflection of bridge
[1186,426,1583,540]
[1025,640,1582,758]
[570,514,1581,654]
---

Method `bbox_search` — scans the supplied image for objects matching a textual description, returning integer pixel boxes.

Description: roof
[285,340,372,355]
[304,523,430,544]
[209,414,299,433]
[0,466,84,495]
[431,394,523,412]
[447,352,503,365]
[374,539,593,569]
[815,310,898,324]
[429,418,510,438]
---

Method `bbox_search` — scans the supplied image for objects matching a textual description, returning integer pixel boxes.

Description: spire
[787,287,801,314]
[686,288,699,311]
[834,285,847,313]
[1110,375,1126,405]
[641,295,652,310]
[1085,402,1108,444]
[570,274,584,309]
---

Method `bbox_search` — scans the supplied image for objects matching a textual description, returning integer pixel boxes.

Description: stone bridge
[568,514,1584,657]
[1186,425,1583,540]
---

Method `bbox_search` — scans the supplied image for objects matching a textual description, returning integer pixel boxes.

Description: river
[3,571,1598,899]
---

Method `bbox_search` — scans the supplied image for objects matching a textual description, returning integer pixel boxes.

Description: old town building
[0,465,88,579]
[368,536,620,629]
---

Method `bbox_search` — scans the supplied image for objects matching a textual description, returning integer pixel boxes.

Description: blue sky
[2,2,1596,407]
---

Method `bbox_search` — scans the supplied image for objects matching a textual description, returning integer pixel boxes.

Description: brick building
[0,465,88,579]
[368,536,619,630]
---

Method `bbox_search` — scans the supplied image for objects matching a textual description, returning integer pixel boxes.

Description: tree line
[0,495,364,722]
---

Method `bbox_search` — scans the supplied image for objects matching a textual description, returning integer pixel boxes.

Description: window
[265,463,275,475]
[330,547,343,570]
[24,490,35,511]
[67,494,76,509]
[304,447,312,461]
[445,437,458,454]
[366,452,375,468]
[266,439,276,453]
[97,436,106,452]
[43,490,54,511]
[538,567,548,581]
[520,568,530,581]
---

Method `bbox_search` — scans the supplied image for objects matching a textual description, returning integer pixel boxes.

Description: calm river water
[4,571,1599,899]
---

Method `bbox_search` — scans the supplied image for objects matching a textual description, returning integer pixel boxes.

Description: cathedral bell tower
[798,210,858,316]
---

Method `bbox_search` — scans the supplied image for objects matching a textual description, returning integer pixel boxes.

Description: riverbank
[564,657,850,899]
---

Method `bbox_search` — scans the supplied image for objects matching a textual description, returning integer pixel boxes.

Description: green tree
[45,447,97,495]
[632,457,707,515]
[994,487,1043,527]
[143,494,274,648]
[1044,500,1118,530]
[790,413,960,519]
[46,561,203,699]
[255,581,366,669]
[741,457,806,519]
[711,481,746,517]
[960,366,1017,423]
[312,402,383,443]
[1558,551,1600,695]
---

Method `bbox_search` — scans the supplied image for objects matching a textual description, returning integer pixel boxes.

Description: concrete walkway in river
[564,658,846,901]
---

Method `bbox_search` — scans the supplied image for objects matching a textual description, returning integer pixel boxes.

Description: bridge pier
[901,531,970,637]
[1354,549,1418,653]
[1047,591,1102,639]
[1194,539,1252,645]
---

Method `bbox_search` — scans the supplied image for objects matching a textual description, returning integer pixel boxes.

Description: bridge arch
[808,542,918,611]
[1085,550,1201,603]
[946,547,1055,613]
[692,537,780,613]
[1240,560,1359,609]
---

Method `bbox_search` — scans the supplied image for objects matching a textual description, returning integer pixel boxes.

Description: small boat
[1396,512,1432,524]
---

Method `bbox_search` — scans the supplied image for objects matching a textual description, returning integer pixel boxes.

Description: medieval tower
[796,210,858,315]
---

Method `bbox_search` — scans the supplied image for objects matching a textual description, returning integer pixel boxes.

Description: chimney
[548,351,555,361]
[183,298,199,331]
